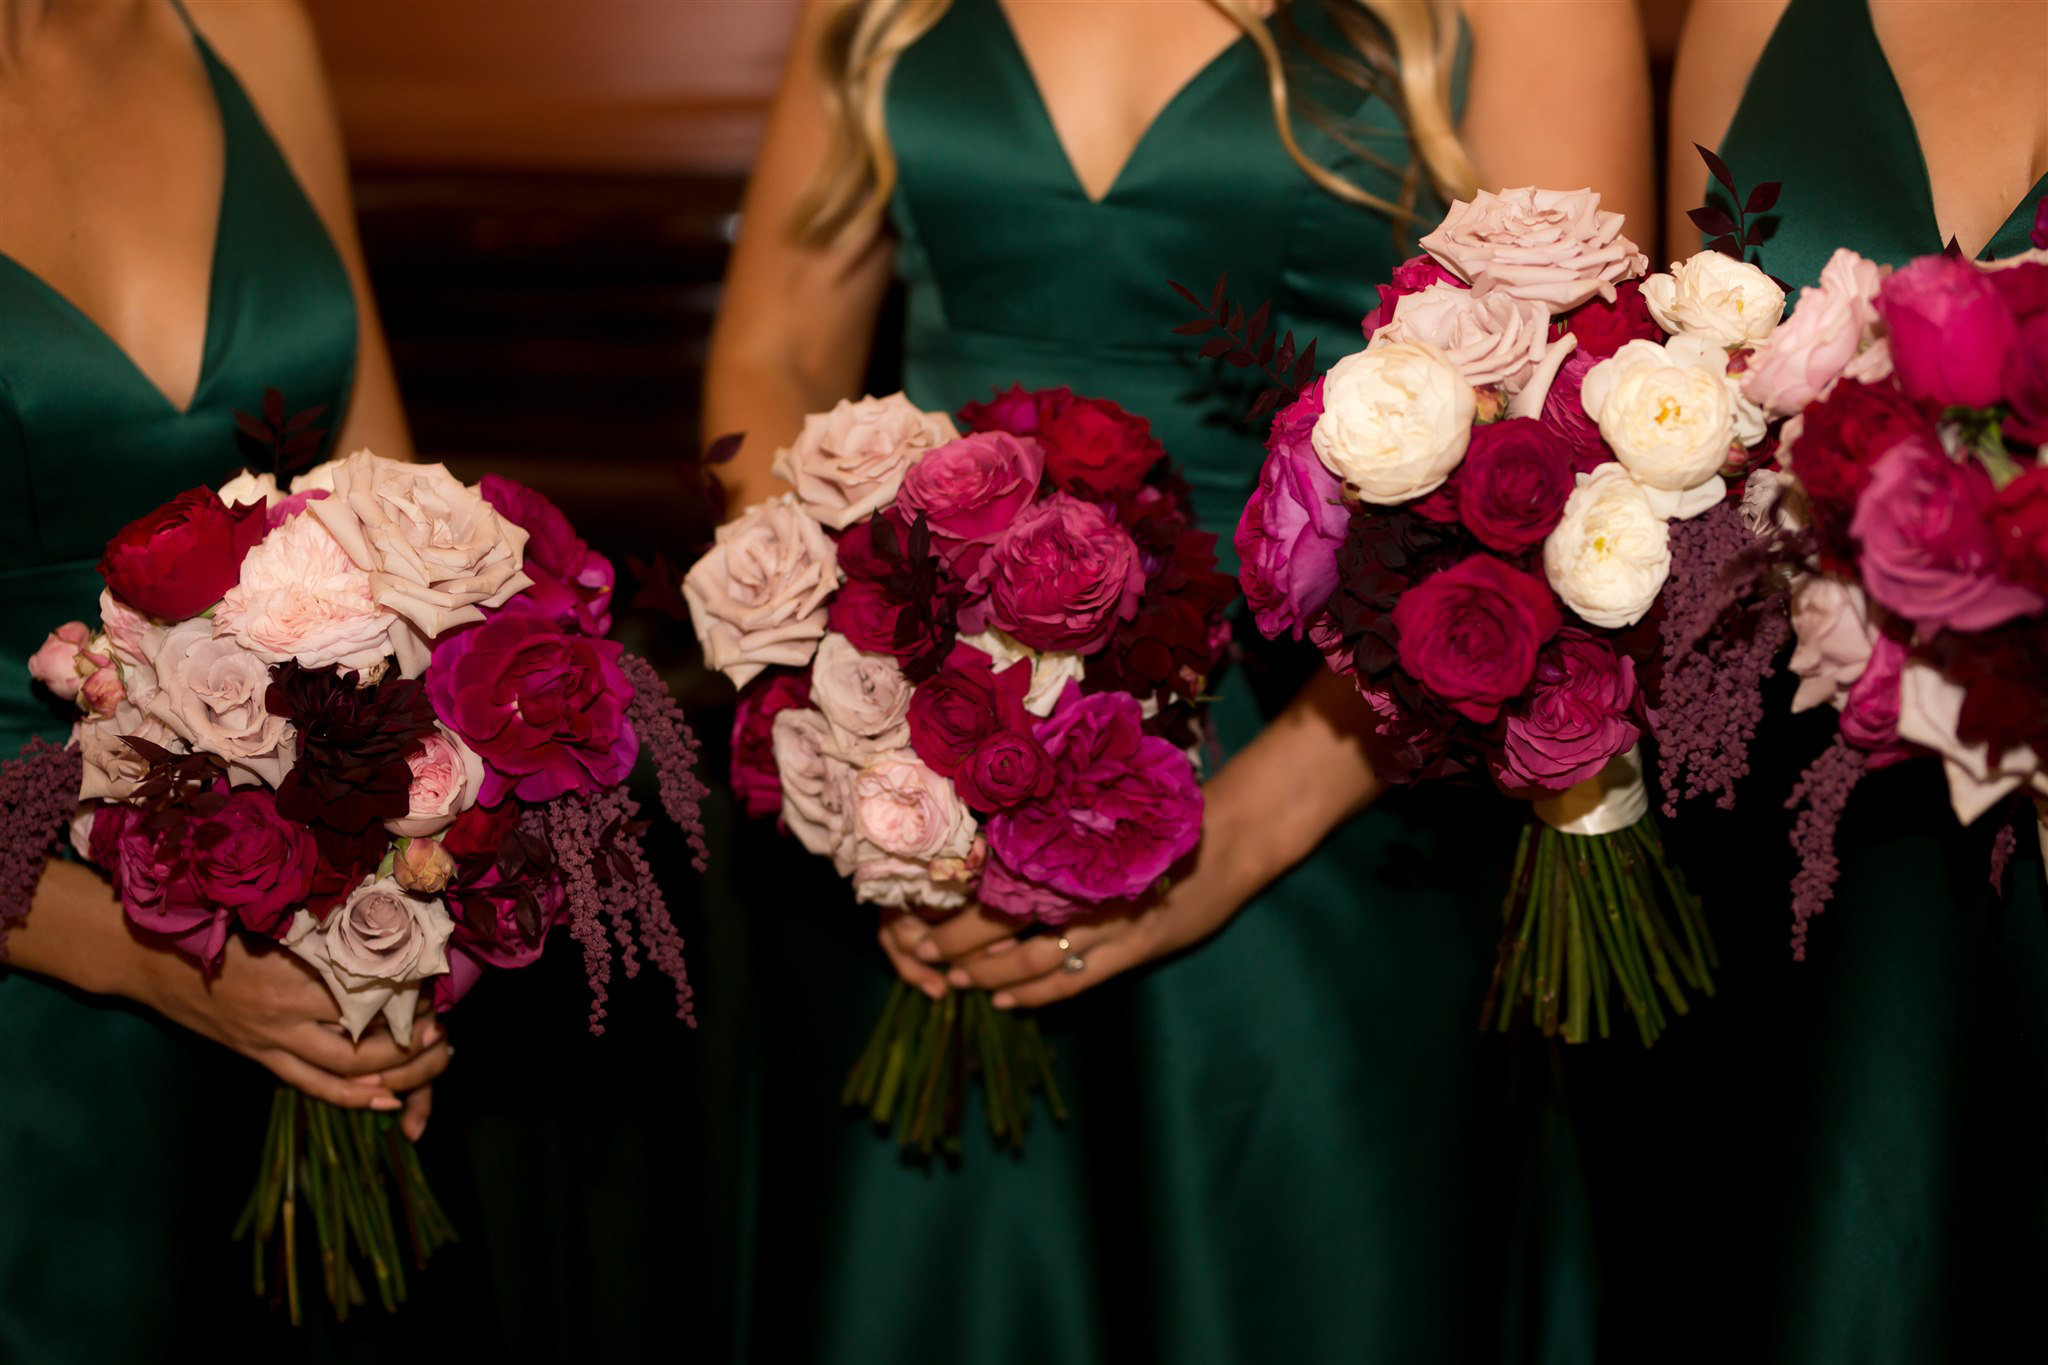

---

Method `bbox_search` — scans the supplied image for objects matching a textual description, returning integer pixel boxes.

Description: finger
[926,906,1021,963]
[958,922,1115,991]
[288,1023,420,1078]
[878,926,948,1001]
[265,1050,402,1112]
[994,929,1145,1010]
[376,1039,452,1094]
[887,913,934,959]
[402,1084,435,1143]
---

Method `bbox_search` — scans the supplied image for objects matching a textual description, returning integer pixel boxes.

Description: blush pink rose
[283,875,454,1044]
[769,707,860,870]
[772,393,958,529]
[970,493,1143,653]
[1371,283,1553,393]
[1743,248,1886,416]
[809,632,914,752]
[76,703,185,802]
[1360,254,1467,338]
[1419,187,1648,311]
[1876,254,2019,410]
[894,431,1045,561]
[1850,436,2043,633]
[385,727,486,838]
[1787,577,1877,712]
[214,511,395,674]
[683,494,841,689]
[142,619,295,787]
[849,752,976,864]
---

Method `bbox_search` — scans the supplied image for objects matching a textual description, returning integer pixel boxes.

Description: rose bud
[392,836,457,895]
[27,622,91,701]
[79,665,126,718]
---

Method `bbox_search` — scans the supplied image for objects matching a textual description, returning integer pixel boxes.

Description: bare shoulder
[1458,0,1642,50]
[1663,0,1788,255]
[180,0,340,176]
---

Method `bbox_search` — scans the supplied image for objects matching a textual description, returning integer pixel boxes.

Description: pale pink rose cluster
[1420,187,1647,311]
[1741,248,1889,415]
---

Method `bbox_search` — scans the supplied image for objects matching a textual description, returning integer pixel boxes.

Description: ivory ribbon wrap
[1532,744,1649,837]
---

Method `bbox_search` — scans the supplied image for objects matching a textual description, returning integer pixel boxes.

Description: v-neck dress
[728,3,1595,1362]
[1581,3,2048,1361]
[0,15,358,1359]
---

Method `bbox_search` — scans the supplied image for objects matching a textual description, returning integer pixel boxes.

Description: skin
[1665,0,2048,261]
[706,0,1653,1009]
[0,0,439,1137]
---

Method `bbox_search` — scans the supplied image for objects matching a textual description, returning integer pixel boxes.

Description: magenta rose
[895,431,1045,562]
[2005,312,2048,445]
[1839,631,1908,759]
[1236,377,1348,640]
[1391,555,1561,723]
[480,475,614,636]
[1450,418,1578,553]
[970,493,1143,653]
[1876,254,2018,410]
[1037,395,1164,499]
[1361,254,1466,338]
[1537,350,1612,469]
[1849,435,2043,633]
[190,788,320,936]
[957,383,1051,436]
[99,809,238,966]
[984,686,1201,909]
[953,728,1054,812]
[976,848,1091,926]
[731,670,811,819]
[1493,630,1640,795]
[1562,277,1662,358]
[428,611,640,804]
[905,646,1030,776]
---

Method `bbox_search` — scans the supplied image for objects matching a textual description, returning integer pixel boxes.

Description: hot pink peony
[1236,378,1347,641]
[1849,435,2042,633]
[1493,630,1640,795]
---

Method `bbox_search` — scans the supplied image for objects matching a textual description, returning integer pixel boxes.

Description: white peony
[953,626,1083,718]
[1641,252,1786,347]
[1581,335,1735,520]
[217,470,284,508]
[1311,340,1475,505]
[1542,464,1672,629]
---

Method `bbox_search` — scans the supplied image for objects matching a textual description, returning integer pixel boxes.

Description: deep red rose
[1785,378,1929,572]
[1450,418,1577,553]
[1038,395,1164,499]
[440,801,521,862]
[1391,554,1561,724]
[731,670,812,819]
[1562,277,1661,358]
[906,647,1031,778]
[957,383,1053,436]
[99,487,267,619]
[189,787,319,937]
[1086,525,1235,707]
[954,730,1055,812]
[828,577,953,671]
[1992,462,2048,597]
[480,475,614,636]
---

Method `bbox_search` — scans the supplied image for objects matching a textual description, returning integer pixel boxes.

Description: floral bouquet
[687,387,1233,1154]
[1218,186,1795,1046]
[4,450,708,1320]
[1700,198,2048,950]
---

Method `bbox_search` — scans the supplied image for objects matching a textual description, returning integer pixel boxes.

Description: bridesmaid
[0,0,451,1355]
[1583,3,2047,1361]
[705,1,1651,1360]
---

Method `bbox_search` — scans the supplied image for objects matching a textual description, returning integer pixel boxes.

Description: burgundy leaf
[1169,279,1201,307]
[1687,205,1738,237]
[1171,318,1215,336]
[1210,272,1228,315]
[702,431,744,466]
[1695,142,1736,195]
[1246,300,1270,344]
[263,387,285,428]
[1199,336,1234,360]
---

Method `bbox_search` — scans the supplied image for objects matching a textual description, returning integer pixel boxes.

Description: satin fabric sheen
[0,20,373,1358]
[1580,2,2048,1359]
[731,3,1596,1361]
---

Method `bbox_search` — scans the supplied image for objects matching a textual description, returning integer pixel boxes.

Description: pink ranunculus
[1876,254,2018,410]
[730,670,811,819]
[1742,248,1885,416]
[985,686,1201,906]
[188,787,319,937]
[1493,630,1641,795]
[849,751,976,864]
[772,392,958,529]
[308,452,533,677]
[1372,284,1553,394]
[1392,555,1562,724]
[143,619,296,787]
[1787,577,1877,712]
[1849,435,2043,633]
[683,494,841,689]
[27,622,91,701]
[426,610,639,805]
[1236,378,1348,641]
[479,475,615,636]
[809,632,913,752]
[1360,254,1467,338]
[1448,418,1578,553]
[894,431,1046,560]
[214,510,395,675]
[970,493,1143,653]
[769,707,860,869]
[385,726,486,838]
[283,875,454,1044]
[1839,631,1908,760]
[1419,187,1647,311]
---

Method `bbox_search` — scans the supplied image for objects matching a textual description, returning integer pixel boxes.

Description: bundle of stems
[1480,816,1716,1047]
[844,982,1067,1158]
[233,1087,456,1324]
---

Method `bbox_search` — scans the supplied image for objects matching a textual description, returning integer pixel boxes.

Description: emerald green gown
[1579,2,2048,1359]
[731,3,1594,1360]
[0,15,485,1359]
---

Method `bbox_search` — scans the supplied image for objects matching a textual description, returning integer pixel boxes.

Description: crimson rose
[189,787,320,937]
[1037,394,1164,499]
[1562,277,1661,358]
[1391,555,1561,723]
[895,431,1045,564]
[99,487,267,619]
[905,647,1031,777]
[1492,630,1639,795]
[1785,378,1928,572]
[971,493,1143,652]
[1450,417,1577,553]
[731,670,811,819]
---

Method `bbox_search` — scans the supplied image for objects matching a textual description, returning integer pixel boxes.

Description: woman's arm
[703,0,898,511]
[188,0,413,461]
[1660,0,1787,261]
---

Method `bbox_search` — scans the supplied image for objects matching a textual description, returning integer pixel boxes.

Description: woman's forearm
[700,350,832,517]
[6,858,137,998]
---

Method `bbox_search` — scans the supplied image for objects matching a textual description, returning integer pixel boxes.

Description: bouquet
[686,387,1234,1154]
[5,449,709,1320]
[1215,186,1787,1046]
[1699,193,2048,950]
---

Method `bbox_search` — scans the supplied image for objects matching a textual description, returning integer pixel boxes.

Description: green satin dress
[0,17,367,1359]
[1581,2,2048,1359]
[733,3,1593,1361]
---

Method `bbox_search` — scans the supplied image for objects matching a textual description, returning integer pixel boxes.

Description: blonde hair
[794,0,1479,246]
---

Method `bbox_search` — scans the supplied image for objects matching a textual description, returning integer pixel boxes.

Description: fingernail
[921,979,946,1001]
[370,1096,403,1112]
[992,992,1015,1010]
[985,939,1017,957]
[418,1018,441,1046]
[947,968,971,989]
[915,939,941,962]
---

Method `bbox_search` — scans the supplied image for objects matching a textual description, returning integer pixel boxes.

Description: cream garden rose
[682,493,841,688]
[954,625,1084,717]
[849,751,977,865]
[1542,464,1672,629]
[284,875,454,1044]
[1419,187,1646,310]
[1369,283,1552,394]
[772,392,958,529]
[1312,340,1475,504]
[214,510,396,675]
[809,632,913,754]
[1642,252,1786,348]
[1581,335,1735,520]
